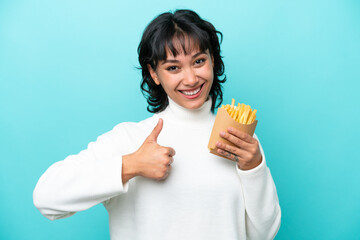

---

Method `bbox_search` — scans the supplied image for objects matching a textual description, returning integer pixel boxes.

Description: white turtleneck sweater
[33,98,281,240]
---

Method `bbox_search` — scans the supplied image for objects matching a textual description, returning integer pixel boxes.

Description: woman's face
[148,47,214,110]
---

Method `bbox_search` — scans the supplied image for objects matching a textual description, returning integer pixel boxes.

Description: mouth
[178,83,204,99]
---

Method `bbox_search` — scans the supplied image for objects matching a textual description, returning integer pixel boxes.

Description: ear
[211,54,215,68]
[147,64,160,85]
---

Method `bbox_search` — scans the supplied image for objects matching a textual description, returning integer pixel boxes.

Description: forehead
[164,35,203,58]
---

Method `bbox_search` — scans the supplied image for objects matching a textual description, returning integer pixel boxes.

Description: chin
[185,99,205,109]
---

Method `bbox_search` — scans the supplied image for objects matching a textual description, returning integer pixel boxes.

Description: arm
[33,118,175,220]
[216,130,281,239]
[33,125,130,220]
[236,141,281,240]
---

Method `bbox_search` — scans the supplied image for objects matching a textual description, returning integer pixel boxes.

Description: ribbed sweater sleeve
[33,124,130,220]
[236,135,281,240]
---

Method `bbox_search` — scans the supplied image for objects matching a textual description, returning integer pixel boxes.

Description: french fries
[220,98,257,124]
[208,98,258,153]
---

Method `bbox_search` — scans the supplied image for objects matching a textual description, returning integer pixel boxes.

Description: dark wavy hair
[138,9,226,113]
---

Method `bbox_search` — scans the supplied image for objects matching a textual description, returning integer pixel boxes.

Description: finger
[160,155,174,166]
[217,148,242,163]
[166,147,176,157]
[160,147,176,157]
[227,127,257,144]
[216,141,247,158]
[147,118,163,142]
[168,156,174,165]
[159,167,170,181]
[157,173,168,181]
[219,130,251,150]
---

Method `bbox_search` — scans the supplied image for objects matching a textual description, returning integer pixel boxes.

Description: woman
[34,9,281,240]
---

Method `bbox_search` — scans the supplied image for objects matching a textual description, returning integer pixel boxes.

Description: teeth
[181,87,201,96]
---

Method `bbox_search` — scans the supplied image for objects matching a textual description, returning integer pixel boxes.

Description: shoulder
[88,115,158,153]
[108,115,159,141]
[113,115,158,133]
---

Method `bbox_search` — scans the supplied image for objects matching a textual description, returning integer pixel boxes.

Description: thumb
[147,118,163,142]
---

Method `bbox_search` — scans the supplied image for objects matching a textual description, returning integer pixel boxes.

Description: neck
[156,97,214,127]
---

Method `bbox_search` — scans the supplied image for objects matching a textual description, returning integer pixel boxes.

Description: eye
[167,66,178,71]
[195,58,206,65]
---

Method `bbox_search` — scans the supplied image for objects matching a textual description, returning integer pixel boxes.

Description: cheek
[203,65,214,82]
[158,74,180,91]
[206,69,215,91]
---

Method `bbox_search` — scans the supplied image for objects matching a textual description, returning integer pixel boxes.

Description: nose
[182,68,198,86]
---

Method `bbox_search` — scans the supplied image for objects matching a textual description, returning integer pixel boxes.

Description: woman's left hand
[216,127,262,170]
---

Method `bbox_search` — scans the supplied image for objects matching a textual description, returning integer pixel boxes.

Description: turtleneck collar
[156,97,215,127]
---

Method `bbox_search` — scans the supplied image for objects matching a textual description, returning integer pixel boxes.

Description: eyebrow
[161,51,206,65]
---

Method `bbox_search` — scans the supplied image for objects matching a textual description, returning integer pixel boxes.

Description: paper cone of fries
[208,108,258,160]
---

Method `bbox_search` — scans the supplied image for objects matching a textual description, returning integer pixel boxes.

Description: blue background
[1,0,359,239]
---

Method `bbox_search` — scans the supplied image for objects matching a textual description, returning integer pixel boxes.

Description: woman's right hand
[122,118,175,184]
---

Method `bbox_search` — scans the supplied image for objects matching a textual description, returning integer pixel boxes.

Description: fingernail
[220,131,225,137]
[216,141,221,147]
[228,127,234,132]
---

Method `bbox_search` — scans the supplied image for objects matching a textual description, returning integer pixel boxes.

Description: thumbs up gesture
[122,118,176,183]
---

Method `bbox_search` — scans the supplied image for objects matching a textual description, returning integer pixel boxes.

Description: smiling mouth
[179,84,204,96]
